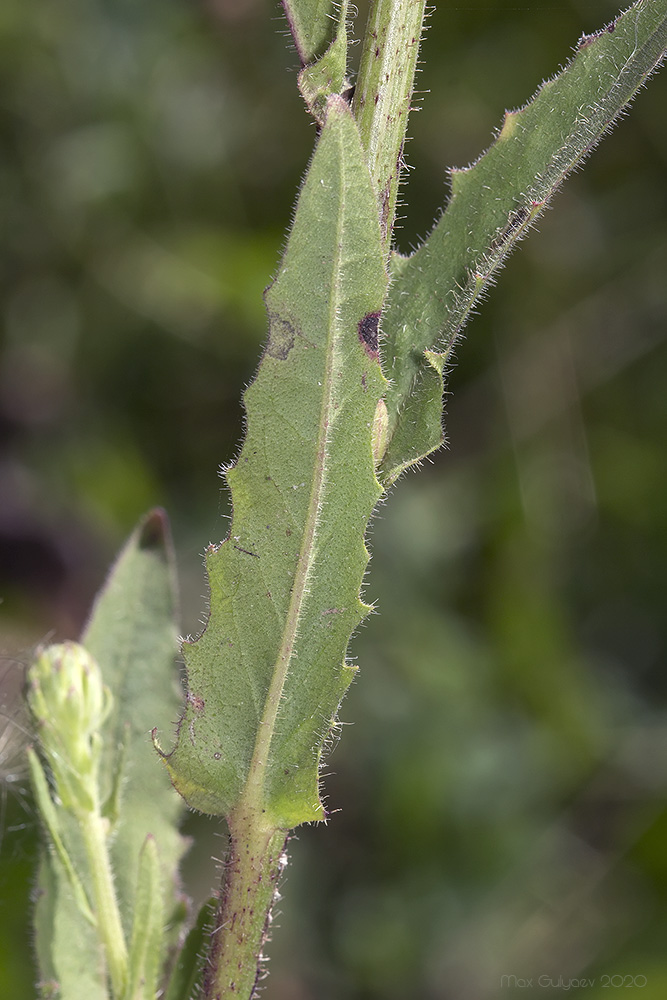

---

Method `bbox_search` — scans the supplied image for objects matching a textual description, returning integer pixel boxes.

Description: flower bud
[26,642,112,812]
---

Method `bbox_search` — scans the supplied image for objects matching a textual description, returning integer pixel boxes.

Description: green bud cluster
[26,642,112,814]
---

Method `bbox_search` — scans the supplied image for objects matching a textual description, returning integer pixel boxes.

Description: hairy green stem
[79,809,128,998]
[353,0,427,245]
[202,811,287,1000]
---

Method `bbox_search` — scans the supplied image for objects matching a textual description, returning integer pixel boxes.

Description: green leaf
[27,748,95,927]
[32,512,186,997]
[159,97,387,829]
[33,840,108,1000]
[379,0,667,482]
[81,510,187,940]
[163,899,214,1000]
[125,836,163,1000]
[30,700,113,999]
[298,0,348,122]
[281,0,337,65]
[380,347,449,485]
[102,725,129,830]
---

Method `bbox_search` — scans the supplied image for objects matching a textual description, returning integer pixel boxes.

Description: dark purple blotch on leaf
[358,312,381,359]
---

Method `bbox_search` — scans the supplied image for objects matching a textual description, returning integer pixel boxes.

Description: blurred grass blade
[282,0,338,65]
[159,97,387,829]
[379,0,667,483]
[81,510,187,942]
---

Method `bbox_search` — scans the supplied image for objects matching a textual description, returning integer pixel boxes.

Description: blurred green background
[1,0,666,997]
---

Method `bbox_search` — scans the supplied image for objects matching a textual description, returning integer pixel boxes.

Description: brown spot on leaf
[358,312,381,359]
[266,314,296,360]
[187,692,205,713]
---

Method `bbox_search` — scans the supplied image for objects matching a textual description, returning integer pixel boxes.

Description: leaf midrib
[242,152,346,821]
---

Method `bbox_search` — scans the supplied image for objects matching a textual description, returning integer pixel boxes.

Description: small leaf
[380,0,667,481]
[298,0,348,122]
[33,859,59,994]
[101,723,129,830]
[125,836,163,1000]
[282,0,337,65]
[33,847,109,1000]
[163,899,214,1000]
[159,97,387,828]
[30,722,111,998]
[27,748,95,926]
[81,510,187,939]
[379,348,449,485]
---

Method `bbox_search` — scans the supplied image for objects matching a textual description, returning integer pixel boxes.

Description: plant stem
[79,809,129,999]
[197,7,427,998]
[202,808,287,1000]
[353,0,427,246]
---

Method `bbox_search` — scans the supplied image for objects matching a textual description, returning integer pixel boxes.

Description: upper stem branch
[353,0,427,247]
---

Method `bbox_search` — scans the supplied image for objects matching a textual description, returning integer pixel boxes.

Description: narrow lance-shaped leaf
[125,835,163,1000]
[27,749,95,927]
[31,740,106,1000]
[81,511,187,938]
[163,899,214,1000]
[33,848,107,1000]
[32,514,187,999]
[379,0,667,483]
[159,96,388,830]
